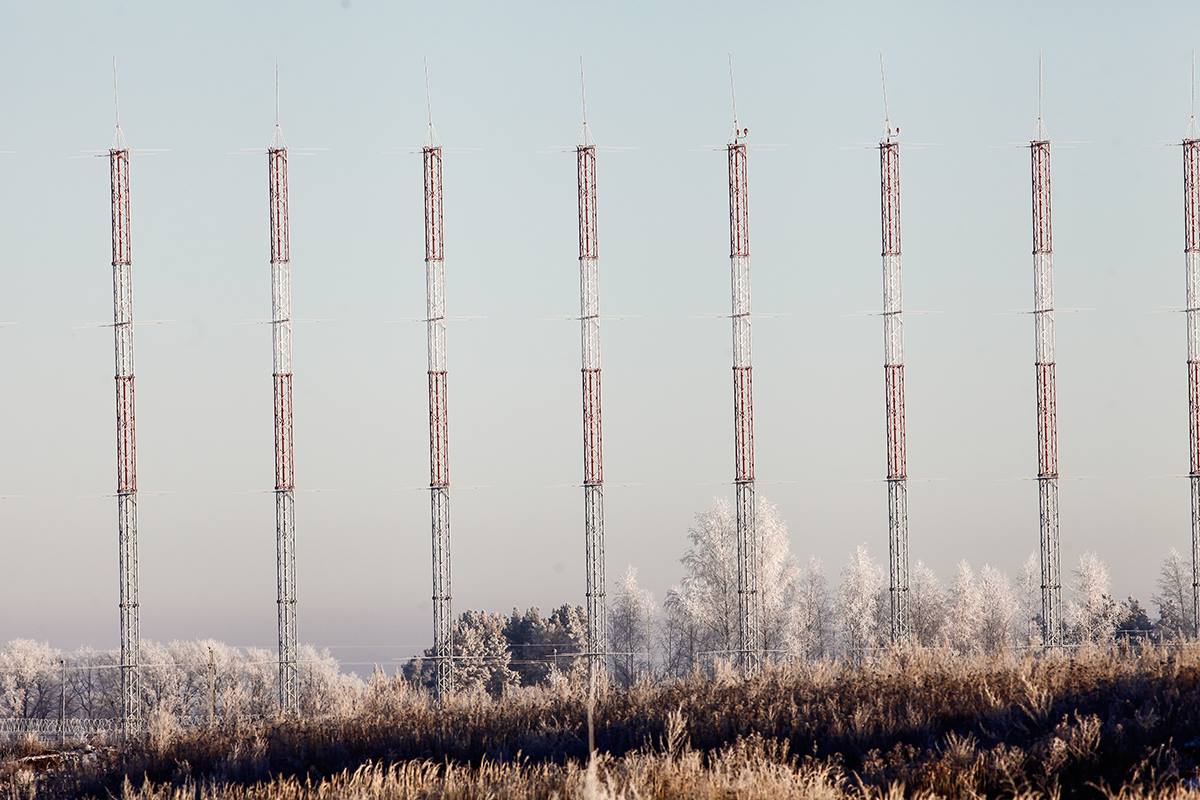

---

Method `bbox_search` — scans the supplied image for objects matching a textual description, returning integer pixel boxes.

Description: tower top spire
[579,56,593,147]
[1035,51,1048,141]
[271,63,286,149]
[424,57,439,148]
[111,57,126,150]
[728,53,747,144]
[879,53,896,142]
[1188,50,1198,139]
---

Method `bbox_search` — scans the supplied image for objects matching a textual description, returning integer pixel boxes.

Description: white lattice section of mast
[424,143,453,700]
[576,142,607,682]
[268,135,298,711]
[1184,135,1200,636]
[1031,138,1062,647]
[109,140,140,734]
[879,139,909,643]
[728,137,761,673]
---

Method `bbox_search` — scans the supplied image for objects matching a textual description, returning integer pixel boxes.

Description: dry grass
[7,644,1200,798]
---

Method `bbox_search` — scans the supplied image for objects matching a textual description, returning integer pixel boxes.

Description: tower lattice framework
[1031,137,1062,647]
[576,141,607,682]
[268,131,298,711]
[423,142,453,700]
[1184,133,1200,636]
[879,138,909,643]
[727,133,762,673]
[109,133,141,734]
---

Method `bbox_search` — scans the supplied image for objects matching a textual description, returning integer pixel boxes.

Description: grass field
[7,645,1200,798]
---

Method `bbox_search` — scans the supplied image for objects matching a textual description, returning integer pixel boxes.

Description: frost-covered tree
[661,588,702,677]
[977,565,1018,653]
[675,501,738,662]
[0,639,58,719]
[502,604,589,686]
[453,611,519,697]
[674,497,801,668]
[139,640,188,717]
[64,646,118,720]
[1153,548,1195,638]
[908,561,946,646]
[2,639,367,722]
[759,500,801,654]
[944,561,984,654]
[838,545,885,656]
[1069,552,1124,644]
[1118,597,1156,641]
[297,644,362,716]
[404,611,523,696]
[609,567,657,687]
[1017,552,1043,647]
[788,558,833,659]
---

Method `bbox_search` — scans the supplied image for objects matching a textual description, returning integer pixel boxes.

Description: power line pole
[59,658,66,747]
[208,645,217,725]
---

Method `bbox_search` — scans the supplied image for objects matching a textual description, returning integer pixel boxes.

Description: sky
[2,1,1200,668]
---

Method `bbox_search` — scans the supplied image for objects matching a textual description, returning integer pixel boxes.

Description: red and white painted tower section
[423,125,453,700]
[1183,114,1200,635]
[576,109,607,682]
[109,117,141,733]
[1031,122,1062,647]
[728,115,762,673]
[267,113,298,711]
[879,132,909,642]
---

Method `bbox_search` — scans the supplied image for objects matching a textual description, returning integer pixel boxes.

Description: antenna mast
[267,70,298,711]
[1030,59,1061,647]
[726,57,761,674]
[108,62,140,735]
[877,60,908,642]
[575,59,607,686]
[422,64,453,700]
[1183,57,1200,637]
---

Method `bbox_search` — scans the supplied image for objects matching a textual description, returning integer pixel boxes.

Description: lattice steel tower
[1030,95,1062,647]
[1183,78,1200,637]
[108,78,141,734]
[422,90,453,700]
[879,115,909,644]
[575,71,607,683]
[726,66,762,674]
[267,82,298,711]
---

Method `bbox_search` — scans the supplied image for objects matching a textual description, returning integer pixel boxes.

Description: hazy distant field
[7,645,1200,798]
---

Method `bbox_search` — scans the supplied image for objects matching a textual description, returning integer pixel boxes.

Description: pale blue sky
[2,1,1199,662]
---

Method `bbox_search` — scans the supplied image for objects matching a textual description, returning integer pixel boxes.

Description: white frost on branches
[977,565,1018,653]
[1069,552,1124,644]
[671,497,803,668]
[838,545,885,655]
[945,561,984,654]
[908,561,946,647]
[1154,548,1195,638]
[609,566,657,687]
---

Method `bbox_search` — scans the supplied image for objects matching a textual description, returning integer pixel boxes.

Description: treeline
[3,498,1196,716]
[402,498,1196,696]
